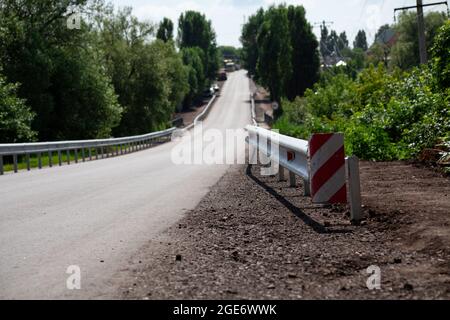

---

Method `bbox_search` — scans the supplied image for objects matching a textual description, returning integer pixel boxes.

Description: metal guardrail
[0,94,219,175]
[0,127,176,175]
[184,95,217,131]
[250,93,257,126]
[246,125,310,193]
[245,124,362,222]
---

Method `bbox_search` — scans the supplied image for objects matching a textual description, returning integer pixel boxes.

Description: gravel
[119,162,450,300]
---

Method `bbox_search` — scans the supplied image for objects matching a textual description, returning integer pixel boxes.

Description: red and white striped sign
[309,133,347,204]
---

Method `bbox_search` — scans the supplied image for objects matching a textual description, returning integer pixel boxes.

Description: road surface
[0,70,251,299]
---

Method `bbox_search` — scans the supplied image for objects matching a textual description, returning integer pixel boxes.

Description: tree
[374,24,391,43]
[319,24,349,60]
[338,32,349,51]
[257,5,292,113]
[155,40,189,112]
[354,30,368,51]
[181,47,205,109]
[178,11,219,82]
[391,11,447,70]
[368,24,394,67]
[0,70,36,142]
[0,0,122,140]
[94,6,187,136]
[432,20,450,90]
[218,46,241,61]
[240,8,265,77]
[156,17,174,42]
[320,23,333,58]
[285,5,320,100]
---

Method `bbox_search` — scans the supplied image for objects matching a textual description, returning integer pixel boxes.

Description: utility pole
[394,0,449,64]
[417,0,428,64]
[313,21,334,29]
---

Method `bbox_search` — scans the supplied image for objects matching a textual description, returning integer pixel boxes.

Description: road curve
[0,70,251,299]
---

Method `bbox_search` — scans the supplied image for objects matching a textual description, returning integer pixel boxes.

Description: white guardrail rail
[184,95,217,131]
[245,123,363,223]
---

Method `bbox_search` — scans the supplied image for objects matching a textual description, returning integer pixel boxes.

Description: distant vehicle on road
[213,84,220,92]
[203,87,214,98]
[225,62,235,72]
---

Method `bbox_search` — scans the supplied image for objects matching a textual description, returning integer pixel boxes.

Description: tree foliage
[0,70,36,142]
[178,11,219,82]
[274,63,450,161]
[285,5,320,100]
[390,11,447,70]
[218,46,241,61]
[0,0,122,140]
[0,1,216,142]
[354,30,368,51]
[240,8,265,77]
[156,17,174,42]
[431,20,450,90]
[256,5,292,109]
[93,6,190,135]
[241,5,319,115]
[181,47,205,108]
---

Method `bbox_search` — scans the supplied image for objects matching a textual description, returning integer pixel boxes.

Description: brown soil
[249,77,272,126]
[119,161,450,300]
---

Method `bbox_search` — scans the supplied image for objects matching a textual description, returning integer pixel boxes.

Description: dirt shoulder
[120,162,450,300]
[249,77,273,127]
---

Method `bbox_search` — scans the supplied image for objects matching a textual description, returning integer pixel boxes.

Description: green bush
[0,71,36,142]
[273,63,450,161]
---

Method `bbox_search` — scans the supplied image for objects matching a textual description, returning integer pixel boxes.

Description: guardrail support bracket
[303,178,311,197]
[278,165,285,181]
[289,171,296,187]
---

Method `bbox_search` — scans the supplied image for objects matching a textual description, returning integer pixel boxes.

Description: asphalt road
[0,70,251,299]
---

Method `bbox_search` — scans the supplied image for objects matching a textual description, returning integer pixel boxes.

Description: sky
[109,0,449,47]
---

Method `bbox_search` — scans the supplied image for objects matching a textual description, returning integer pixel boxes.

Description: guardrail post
[289,171,296,187]
[48,151,52,167]
[100,147,104,159]
[75,149,78,163]
[0,155,3,175]
[13,154,18,173]
[58,150,62,166]
[346,156,362,223]
[38,153,42,169]
[81,148,85,162]
[89,148,92,161]
[303,178,311,197]
[278,165,285,181]
[26,154,30,171]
